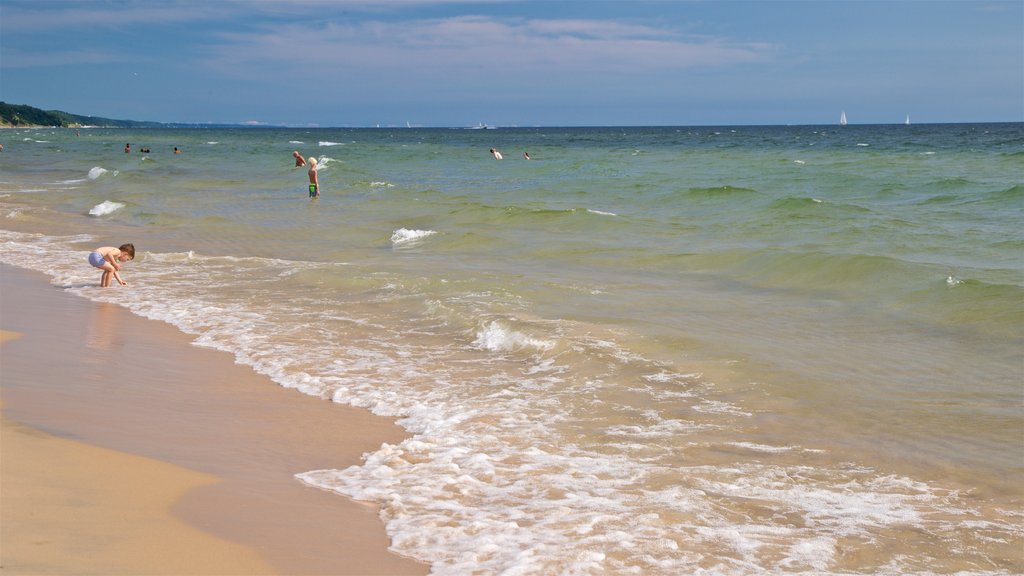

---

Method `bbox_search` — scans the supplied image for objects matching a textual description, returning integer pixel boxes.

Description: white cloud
[203,15,775,82]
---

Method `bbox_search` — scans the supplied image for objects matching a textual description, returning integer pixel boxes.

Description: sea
[0,123,1021,574]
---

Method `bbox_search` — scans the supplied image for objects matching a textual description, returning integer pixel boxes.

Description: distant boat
[905,114,911,126]
[840,111,848,126]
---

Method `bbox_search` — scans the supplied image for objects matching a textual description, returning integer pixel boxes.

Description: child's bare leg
[101,270,111,287]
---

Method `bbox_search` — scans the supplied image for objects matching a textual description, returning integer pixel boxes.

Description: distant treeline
[0,102,166,128]
[0,102,257,129]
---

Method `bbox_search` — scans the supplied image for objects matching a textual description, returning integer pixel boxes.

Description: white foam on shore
[726,441,799,453]
[0,229,1018,576]
[88,201,125,216]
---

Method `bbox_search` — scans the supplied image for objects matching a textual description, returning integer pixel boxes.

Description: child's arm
[104,251,122,271]
[105,251,128,285]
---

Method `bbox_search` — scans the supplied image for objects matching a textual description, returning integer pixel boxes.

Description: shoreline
[0,265,427,575]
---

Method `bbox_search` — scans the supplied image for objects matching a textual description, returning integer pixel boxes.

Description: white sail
[840,111,847,126]
[905,114,911,125]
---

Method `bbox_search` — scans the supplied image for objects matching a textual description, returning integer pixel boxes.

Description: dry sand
[0,265,428,575]
[1,397,275,575]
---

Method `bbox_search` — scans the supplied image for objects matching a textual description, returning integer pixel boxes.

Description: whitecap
[473,321,554,353]
[289,140,304,144]
[946,275,963,287]
[371,181,395,188]
[87,166,109,180]
[88,201,125,216]
[313,156,338,170]
[390,228,437,245]
[587,209,617,216]
[319,141,344,147]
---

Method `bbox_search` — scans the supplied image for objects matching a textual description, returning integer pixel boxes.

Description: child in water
[88,244,135,287]
[307,156,320,197]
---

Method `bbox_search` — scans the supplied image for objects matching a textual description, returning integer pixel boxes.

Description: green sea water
[1,123,1022,574]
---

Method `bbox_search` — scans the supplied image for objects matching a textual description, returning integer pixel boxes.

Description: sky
[1,0,1021,127]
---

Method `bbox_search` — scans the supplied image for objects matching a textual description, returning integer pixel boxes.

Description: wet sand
[0,265,428,575]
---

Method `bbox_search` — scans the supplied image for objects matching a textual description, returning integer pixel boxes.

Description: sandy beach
[0,265,428,575]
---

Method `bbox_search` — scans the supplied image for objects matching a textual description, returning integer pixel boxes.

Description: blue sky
[1,0,1021,127]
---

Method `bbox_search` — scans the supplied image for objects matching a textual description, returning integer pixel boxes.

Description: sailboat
[840,111,848,126]
[905,114,911,126]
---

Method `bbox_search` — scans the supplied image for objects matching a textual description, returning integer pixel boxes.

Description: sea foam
[88,201,125,216]
[473,321,555,352]
[88,166,112,179]
[391,228,437,245]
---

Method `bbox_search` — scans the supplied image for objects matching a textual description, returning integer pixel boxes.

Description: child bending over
[88,244,135,287]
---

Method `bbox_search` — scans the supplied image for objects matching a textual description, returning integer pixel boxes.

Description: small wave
[313,156,338,171]
[319,141,344,147]
[473,321,555,353]
[391,228,438,245]
[905,275,1024,338]
[88,166,113,180]
[586,209,617,217]
[371,181,395,188]
[289,140,303,144]
[768,196,826,211]
[142,250,197,264]
[88,201,125,216]
[984,184,1023,203]
[682,186,759,200]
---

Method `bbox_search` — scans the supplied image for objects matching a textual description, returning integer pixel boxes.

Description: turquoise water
[1,124,1022,574]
